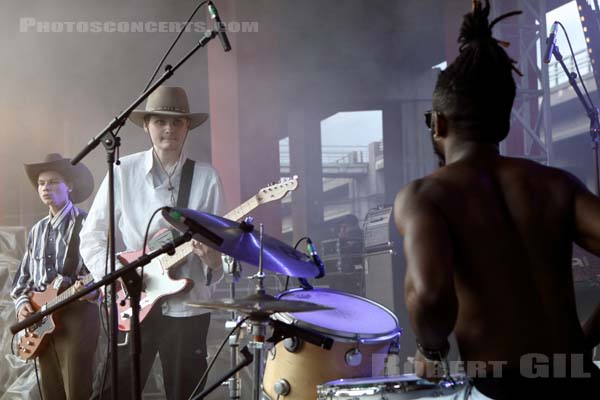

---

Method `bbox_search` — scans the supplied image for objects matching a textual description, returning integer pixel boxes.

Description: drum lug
[283,337,303,353]
[274,379,291,396]
[345,348,363,367]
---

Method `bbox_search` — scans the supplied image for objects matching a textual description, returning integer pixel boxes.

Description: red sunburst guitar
[17,274,95,360]
[116,177,298,331]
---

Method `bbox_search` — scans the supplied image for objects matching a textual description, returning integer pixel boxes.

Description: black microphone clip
[306,238,325,279]
[544,21,559,64]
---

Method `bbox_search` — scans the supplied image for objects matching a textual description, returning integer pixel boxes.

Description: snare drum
[263,288,401,399]
[317,375,467,399]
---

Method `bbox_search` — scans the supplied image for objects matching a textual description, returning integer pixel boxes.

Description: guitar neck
[224,195,259,223]
[48,275,95,308]
[161,195,260,269]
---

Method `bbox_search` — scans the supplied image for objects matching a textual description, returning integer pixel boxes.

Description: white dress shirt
[79,149,225,317]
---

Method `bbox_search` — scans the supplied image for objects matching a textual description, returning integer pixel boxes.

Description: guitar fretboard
[48,275,95,308]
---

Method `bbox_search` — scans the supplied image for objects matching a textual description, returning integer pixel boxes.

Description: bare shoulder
[505,156,582,185]
[394,177,443,234]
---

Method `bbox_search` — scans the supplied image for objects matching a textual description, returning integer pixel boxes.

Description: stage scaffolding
[494,0,555,165]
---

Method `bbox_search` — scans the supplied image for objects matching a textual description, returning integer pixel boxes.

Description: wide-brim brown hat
[24,153,94,204]
[129,86,208,130]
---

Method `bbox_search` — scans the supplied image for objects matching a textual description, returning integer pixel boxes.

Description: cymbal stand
[223,255,243,400]
[250,224,268,400]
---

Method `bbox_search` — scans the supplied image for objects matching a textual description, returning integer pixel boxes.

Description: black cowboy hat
[24,153,94,204]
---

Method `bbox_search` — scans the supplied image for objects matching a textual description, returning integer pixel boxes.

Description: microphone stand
[68,28,220,400]
[192,346,253,400]
[223,256,243,400]
[552,45,600,195]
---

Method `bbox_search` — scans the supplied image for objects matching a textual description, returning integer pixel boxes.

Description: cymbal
[187,293,333,316]
[162,207,323,278]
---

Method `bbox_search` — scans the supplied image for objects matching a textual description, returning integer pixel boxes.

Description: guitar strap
[177,158,195,209]
[62,212,85,279]
[151,158,195,249]
[177,158,213,285]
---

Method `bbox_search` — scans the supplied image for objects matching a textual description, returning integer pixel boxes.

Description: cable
[284,237,310,291]
[10,333,16,356]
[142,1,209,92]
[33,358,44,400]
[557,21,597,109]
[187,316,249,400]
[141,207,169,257]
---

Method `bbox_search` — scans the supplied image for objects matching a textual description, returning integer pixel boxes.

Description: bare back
[397,154,600,366]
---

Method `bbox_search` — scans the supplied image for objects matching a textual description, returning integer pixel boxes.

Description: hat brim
[25,159,94,204]
[129,111,209,130]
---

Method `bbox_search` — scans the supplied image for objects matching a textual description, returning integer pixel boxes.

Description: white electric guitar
[116,177,298,331]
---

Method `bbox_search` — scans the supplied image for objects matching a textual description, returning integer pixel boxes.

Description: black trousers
[93,309,211,400]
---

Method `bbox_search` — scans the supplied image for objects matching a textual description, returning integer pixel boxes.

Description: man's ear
[433,112,448,139]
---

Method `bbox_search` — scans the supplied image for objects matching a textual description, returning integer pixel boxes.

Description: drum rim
[273,287,401,342]
[316,374,467,396]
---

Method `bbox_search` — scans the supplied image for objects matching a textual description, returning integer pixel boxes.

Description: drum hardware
[268,319,334,350]
[383,338,402,376]
[250,223,269,400]
[283,337,303,353]
[316,374,467,399]
[344,347,363,367]
[222,255,244,400]
[273,379,291,397]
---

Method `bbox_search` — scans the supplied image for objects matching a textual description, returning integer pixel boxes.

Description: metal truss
[495,0,554,165]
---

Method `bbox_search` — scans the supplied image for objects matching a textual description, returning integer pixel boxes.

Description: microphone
[208,1,232,52]
[164,208,224,247]
[544,21,559,64]
[306,239,325,279]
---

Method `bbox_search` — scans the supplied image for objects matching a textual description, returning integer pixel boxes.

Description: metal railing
[279,144,370,167]
[548,48,594,88]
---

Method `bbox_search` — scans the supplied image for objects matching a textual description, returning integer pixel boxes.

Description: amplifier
[364,206,394,252]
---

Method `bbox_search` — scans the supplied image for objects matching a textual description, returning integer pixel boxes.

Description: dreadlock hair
[432,0,522,143]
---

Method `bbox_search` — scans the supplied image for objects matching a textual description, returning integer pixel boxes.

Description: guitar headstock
[256,175,299,204]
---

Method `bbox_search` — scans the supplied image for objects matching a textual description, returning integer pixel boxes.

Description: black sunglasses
[424,110,433,130]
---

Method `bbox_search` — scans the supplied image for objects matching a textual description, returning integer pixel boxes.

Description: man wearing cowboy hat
[11,153,100,400]
[80,86,225,399]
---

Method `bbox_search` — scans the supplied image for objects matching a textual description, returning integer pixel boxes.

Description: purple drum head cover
[278,289,399,338]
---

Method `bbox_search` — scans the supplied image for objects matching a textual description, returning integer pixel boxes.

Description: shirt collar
[49,201,73,228]
[144,147,187,177]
